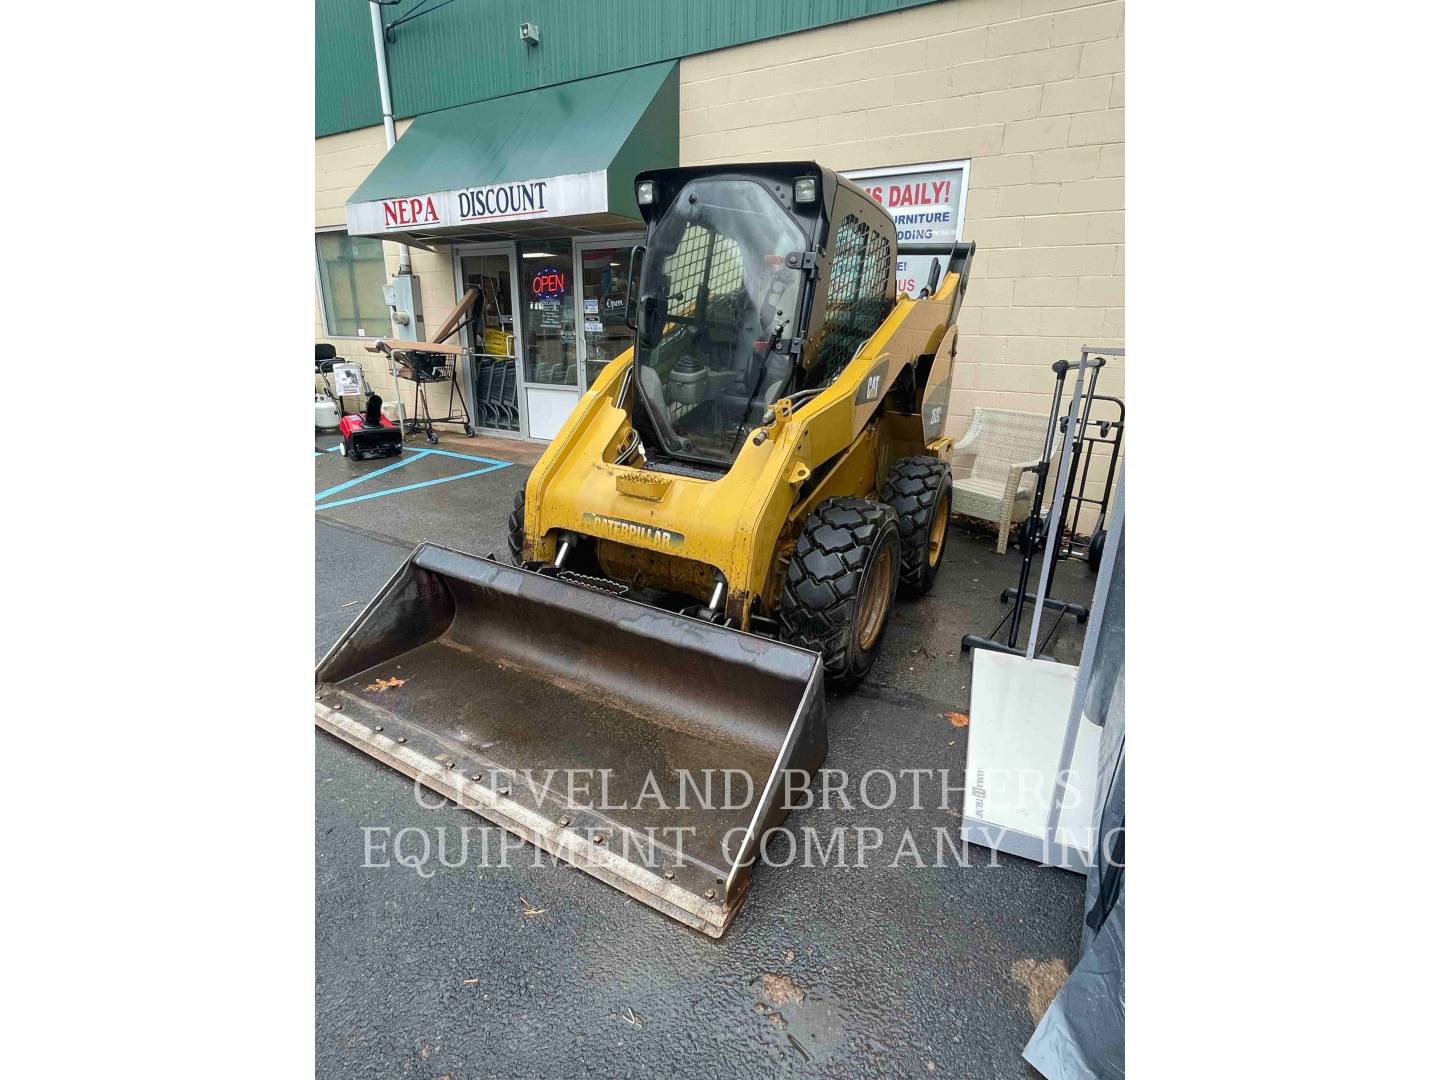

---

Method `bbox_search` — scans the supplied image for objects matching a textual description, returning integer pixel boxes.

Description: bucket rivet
[664,870,675,880]
[471,773,482,782]
[445,761,454,769]
[704,889,716,900]
[397,737,407,744]
[498,786,510,796]
[373,725,383,732]
[559,815,571,826]
[595,834,606,844]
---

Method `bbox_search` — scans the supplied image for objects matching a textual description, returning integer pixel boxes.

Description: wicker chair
[951,408,1053,553]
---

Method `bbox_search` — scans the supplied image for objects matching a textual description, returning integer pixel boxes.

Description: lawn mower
[315,344,402,459]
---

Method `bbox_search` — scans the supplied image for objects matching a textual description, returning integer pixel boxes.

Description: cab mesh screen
[663,224,743,323]
[653,224,744,421]
[813,215,892,386]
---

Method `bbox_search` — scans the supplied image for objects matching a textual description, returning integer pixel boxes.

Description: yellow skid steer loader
[316,163,974,936]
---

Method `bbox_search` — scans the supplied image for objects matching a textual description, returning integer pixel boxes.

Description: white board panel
[525,387,581,441]
[1054,710,1101,858]
[964,650,1099,864]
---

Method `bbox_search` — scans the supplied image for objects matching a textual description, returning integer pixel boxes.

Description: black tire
[426,431,439,445]
[506,487,526,565]
[881,456,952,598]
[778,497,901,689]
[339,436,351,458]
[1019,509,1051,553]
[463,423,475,437]
[1087,527,1106,573]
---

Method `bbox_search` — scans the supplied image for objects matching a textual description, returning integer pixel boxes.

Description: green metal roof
[348,62,676,208]
[316,0,947,138]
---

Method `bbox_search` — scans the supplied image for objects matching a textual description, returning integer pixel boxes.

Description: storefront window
[579,246,635,387]
[316,231,389,338]
[519,241,577,386]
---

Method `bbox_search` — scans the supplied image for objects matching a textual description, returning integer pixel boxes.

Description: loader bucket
[315,544,826,937]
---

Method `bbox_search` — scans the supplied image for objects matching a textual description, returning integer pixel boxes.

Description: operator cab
[628,163,896,472]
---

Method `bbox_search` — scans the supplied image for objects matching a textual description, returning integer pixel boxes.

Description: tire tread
[506,487,526,565]
[778,497,899,688]
[880,456,951,597]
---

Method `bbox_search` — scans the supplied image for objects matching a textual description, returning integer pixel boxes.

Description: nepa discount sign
[852,165,966,245]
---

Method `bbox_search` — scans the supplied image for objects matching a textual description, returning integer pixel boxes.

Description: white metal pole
[368,2,410,429]
[368,2,409,275]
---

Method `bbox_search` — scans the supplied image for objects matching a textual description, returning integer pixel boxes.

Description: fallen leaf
[519,896,546,917]
[755,973,805,1007]
[946,712,969,727]
[1010,957,1069,1023]
[364,676,406,693]
[621,1007,643,1028]
[783,948,795,964]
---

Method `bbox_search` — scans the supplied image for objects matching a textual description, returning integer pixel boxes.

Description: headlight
[794,176,817,203]
[636,181,656,206]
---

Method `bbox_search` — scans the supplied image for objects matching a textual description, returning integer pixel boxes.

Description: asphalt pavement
[315,429,1091,1079]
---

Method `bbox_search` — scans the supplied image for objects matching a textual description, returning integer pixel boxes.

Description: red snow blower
[315,344,403,460]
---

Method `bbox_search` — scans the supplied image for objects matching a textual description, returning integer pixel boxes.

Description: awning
[346,61,677,246]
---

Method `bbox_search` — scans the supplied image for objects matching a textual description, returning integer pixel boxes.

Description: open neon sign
[531,267,567,300]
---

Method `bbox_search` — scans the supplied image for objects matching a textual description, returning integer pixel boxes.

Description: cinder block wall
[679,0,1125,530]
[315,120,461,424]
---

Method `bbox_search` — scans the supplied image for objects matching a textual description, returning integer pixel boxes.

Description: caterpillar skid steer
[316,162,974,936]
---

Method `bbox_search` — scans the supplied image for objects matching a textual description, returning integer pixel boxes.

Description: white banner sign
[346,169,610,236]
[844,161,970,298]
[893,252,943,301]
[332,363,364,398]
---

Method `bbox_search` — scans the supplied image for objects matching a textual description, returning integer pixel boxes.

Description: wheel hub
[928,488,951,568]
[856,547,893,651]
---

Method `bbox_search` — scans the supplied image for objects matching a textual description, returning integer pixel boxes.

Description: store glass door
[575,238,641,390]
[458,247,522,435]
[518,239,580,440]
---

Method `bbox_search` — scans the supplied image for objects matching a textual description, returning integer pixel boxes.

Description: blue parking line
[315,461,511,510]
[315,442,503,463]
[414,446,509,465]
[315,450,431,501]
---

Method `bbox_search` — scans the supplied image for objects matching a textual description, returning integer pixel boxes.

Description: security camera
[519,22,540,45]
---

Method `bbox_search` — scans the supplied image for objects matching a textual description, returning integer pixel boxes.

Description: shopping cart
[366,288,480,444]
[468,286,520,433]
[472,352,520,431]
[372,340,475,444]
